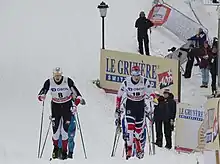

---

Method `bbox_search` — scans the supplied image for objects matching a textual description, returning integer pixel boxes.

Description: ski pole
[76,110,87,159]
[38,101,45,158]
[114,126,121,155]
[145,120,152,155]
[40,116,52,158]
[111,123,121,157]
[149,102,156,155]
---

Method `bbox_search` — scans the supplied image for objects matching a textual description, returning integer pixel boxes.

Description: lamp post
[97,1,109,49]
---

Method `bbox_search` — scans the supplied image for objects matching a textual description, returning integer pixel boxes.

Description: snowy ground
[0,0,217,163]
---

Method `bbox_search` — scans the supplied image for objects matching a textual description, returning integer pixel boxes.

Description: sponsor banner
[147,4,171,26]
[175,103,205,152]
[148,3,208,42]
[99,49,180,101]
[203,98,220,151]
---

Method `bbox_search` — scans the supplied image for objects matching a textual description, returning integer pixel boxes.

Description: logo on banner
[205,132,212,143]
[178,107,204,121]
[147,4,171,26]
[158,69,173,89]
[105,57,158,88]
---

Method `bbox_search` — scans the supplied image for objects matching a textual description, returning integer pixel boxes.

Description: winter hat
[163,88,170,94]
[139,11,145,17]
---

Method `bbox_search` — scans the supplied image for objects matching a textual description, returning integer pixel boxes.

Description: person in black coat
[135,11,154,56]
[209,43,218,95]
[180,44,195,78]
[153,89,176,149]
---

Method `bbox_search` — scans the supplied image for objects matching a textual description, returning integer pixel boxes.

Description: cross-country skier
[114,65,153,160]
[38,67,83,160]
[58,97,86,159]
[121,118,146,157]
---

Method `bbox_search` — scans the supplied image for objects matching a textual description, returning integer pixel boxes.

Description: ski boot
[126,146,132,160]
[61,151,67,160]
[52,146,59,159]
[136,150,144,159]
[58,148,63,159]
[68,152,73,159]
[135,139,144,159]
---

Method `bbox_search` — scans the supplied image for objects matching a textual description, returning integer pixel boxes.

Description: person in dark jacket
[188,28,207,48]
[180,44,195,78]
[188,28,207,66]
[135,11,154,56]
[209,44,218,95]
[153,89,176,149]
[199,41,212,88]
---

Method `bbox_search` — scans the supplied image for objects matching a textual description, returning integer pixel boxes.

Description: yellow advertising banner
[203,98,220,150]
[99,49,180,101]
[175,103,204,153]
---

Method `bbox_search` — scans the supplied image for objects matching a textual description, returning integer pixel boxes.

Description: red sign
[158,69,173,89]
[148,4,171,26]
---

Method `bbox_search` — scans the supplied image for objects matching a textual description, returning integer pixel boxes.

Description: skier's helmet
[53,67,63,82]
[131,65,141,76]
[131,65,141,82]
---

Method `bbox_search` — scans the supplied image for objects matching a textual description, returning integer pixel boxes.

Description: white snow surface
[0,0,216,163]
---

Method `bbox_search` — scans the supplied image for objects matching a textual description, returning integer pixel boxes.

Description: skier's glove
[80,98,86,105]
[144,105,150,116]
[144,103,153,116]
[74,96,82,106]
[38,94,46,101]
[114,108,122,126]
[115,118,121,127]
[70,105,77,115]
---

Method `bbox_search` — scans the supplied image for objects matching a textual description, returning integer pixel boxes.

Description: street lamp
[97,1,109,49]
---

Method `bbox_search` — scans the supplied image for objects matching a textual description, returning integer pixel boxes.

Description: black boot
[62,151,67,160]
[152,141,162,147]
[165,144,172,150]
[136,150,144,159]
[52,146,59,159]
[68,152,73,159]
[58,148,62,159]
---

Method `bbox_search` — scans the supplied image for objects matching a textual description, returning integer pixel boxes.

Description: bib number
[133,92,140,97]
[58,93,63,98]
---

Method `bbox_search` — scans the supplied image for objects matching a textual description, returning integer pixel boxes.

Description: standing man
[153,89,176,149]
[38,67,83,160]
[135,11,154,56]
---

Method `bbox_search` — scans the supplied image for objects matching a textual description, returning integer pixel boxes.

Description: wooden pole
[216,150,219,164]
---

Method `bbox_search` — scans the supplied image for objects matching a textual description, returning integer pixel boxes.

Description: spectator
[188,28,207,48]
[180,44,195,78]
[188,28,207,66]
[199,41,212,88]
[153,89,176,149]
[209,42,218,95]
[135,11,154,56]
